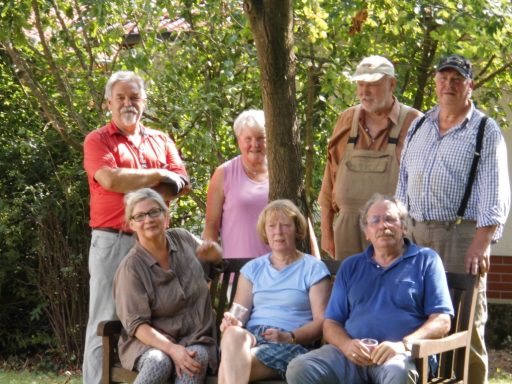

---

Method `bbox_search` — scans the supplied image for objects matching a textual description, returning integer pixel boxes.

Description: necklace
[242,160,267,178]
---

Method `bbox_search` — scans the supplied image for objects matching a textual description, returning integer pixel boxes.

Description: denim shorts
[247,324,310,377]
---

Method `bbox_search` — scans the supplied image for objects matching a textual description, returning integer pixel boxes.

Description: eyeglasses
[366,215,400,227]
[130,208,164,222]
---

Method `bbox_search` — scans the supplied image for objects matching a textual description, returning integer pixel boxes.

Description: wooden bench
[97,257,340,384]
[98,258,477,384]
[411,272,478,384]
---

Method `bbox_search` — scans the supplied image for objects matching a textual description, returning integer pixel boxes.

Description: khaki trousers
[411,220,488,384]
[83,230,134,384]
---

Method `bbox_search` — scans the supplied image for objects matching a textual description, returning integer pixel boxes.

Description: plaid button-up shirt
[396,103,510,240]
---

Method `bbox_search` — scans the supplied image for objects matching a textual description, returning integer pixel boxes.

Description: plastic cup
[361,338,378,352]
[228,302,248,320]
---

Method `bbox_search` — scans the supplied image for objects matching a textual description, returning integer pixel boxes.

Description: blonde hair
[256,199,307,244]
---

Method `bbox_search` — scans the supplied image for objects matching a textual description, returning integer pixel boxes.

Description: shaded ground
[489,348,512,378]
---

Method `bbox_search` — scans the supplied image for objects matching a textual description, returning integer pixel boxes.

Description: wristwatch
[290,331,297,344]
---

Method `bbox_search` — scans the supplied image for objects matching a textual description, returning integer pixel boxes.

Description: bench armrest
[411,331,469,358]
[97,320,123,336]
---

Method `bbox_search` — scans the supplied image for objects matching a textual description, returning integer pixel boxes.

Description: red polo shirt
[83,122,187,230]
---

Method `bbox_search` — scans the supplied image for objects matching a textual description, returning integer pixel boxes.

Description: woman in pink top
[204,109,271,259]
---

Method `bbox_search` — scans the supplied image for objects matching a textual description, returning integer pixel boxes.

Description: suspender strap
[456,116,488,224]
[389,104,410,144]
[408,115,427,142]
[347,104,409,145]
[348,106,361,145]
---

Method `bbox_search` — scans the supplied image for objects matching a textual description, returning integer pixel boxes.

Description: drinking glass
[228,302,248,320]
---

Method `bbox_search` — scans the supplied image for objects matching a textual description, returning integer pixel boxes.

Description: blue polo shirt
[325,239,453,342]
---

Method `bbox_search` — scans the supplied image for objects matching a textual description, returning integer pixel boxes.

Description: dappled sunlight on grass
[0,370,81,384]
[0,366,510,383]
[489,369,512,384]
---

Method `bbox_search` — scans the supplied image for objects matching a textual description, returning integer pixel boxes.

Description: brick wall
[488,255,512,303]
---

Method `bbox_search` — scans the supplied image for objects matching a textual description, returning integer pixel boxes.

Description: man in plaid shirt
[396,54,510,384]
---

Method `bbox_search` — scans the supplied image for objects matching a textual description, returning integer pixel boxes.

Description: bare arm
[372,313,451,365]
[94,167,187,198]
[465,225,496,275]
[153,181,191,201]
[403,313,451,342]
[220,275,253,331]
[203,166,225,242]
[134,323,201,378]
[196,240,223,264]
[323,318,371,364]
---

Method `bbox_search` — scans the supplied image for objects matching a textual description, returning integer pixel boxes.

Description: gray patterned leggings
[134,345,209,384]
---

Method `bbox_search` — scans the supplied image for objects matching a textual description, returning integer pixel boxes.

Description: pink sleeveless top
[220,156,271,259]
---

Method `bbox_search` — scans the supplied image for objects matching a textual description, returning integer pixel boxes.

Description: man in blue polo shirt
[286,194,454,384]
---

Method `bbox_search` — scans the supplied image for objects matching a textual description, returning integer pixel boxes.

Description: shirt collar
[165,231,178,253]
[364,238,417,268]
[134,231,177,268]
[428,101,476,130]
[107,121,146,137]
[388,96,400,125]
[134,242,159,267]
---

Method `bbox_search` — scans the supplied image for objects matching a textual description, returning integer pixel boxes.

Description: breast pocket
[345,153,391,173]
[391,279,420,310]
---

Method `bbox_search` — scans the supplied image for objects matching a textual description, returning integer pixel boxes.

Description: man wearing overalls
[319,55,422,260]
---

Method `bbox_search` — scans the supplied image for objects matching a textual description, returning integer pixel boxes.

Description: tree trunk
[243,0,303,204]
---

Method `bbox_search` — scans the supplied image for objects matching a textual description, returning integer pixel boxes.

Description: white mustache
[121,107,137,114]
[377,229,394,237]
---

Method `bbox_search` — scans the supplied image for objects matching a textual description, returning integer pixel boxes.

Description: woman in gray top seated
[114,188,222,384]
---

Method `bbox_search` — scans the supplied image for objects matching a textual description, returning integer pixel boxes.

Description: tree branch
[3,42,83,151]
[50,0,102,114]
[474,58,512,90]
[31,0,90,135]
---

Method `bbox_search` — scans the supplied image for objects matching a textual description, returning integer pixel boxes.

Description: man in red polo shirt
[82,71,189,383]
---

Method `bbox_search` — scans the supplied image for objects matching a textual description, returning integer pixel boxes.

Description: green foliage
[0,370,82,384]
[487,303,512,349]
[0,0,511,365]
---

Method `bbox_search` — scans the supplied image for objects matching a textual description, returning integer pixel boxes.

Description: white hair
[359,193,409,233]
[233,109,265,138]
[124,188,166,224]
[104,71,146,100]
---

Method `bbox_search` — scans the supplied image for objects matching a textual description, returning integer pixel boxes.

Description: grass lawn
[0,370,511,383]
[490,370,512,384]
[0,370,81,384]
[489,373,512,384]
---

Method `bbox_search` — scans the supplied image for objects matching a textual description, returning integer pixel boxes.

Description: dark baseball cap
[436,54,473,79]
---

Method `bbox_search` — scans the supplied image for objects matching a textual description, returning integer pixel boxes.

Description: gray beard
[121,113,137,126]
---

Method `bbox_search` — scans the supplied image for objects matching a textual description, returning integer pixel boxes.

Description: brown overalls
[333,105,410,260]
